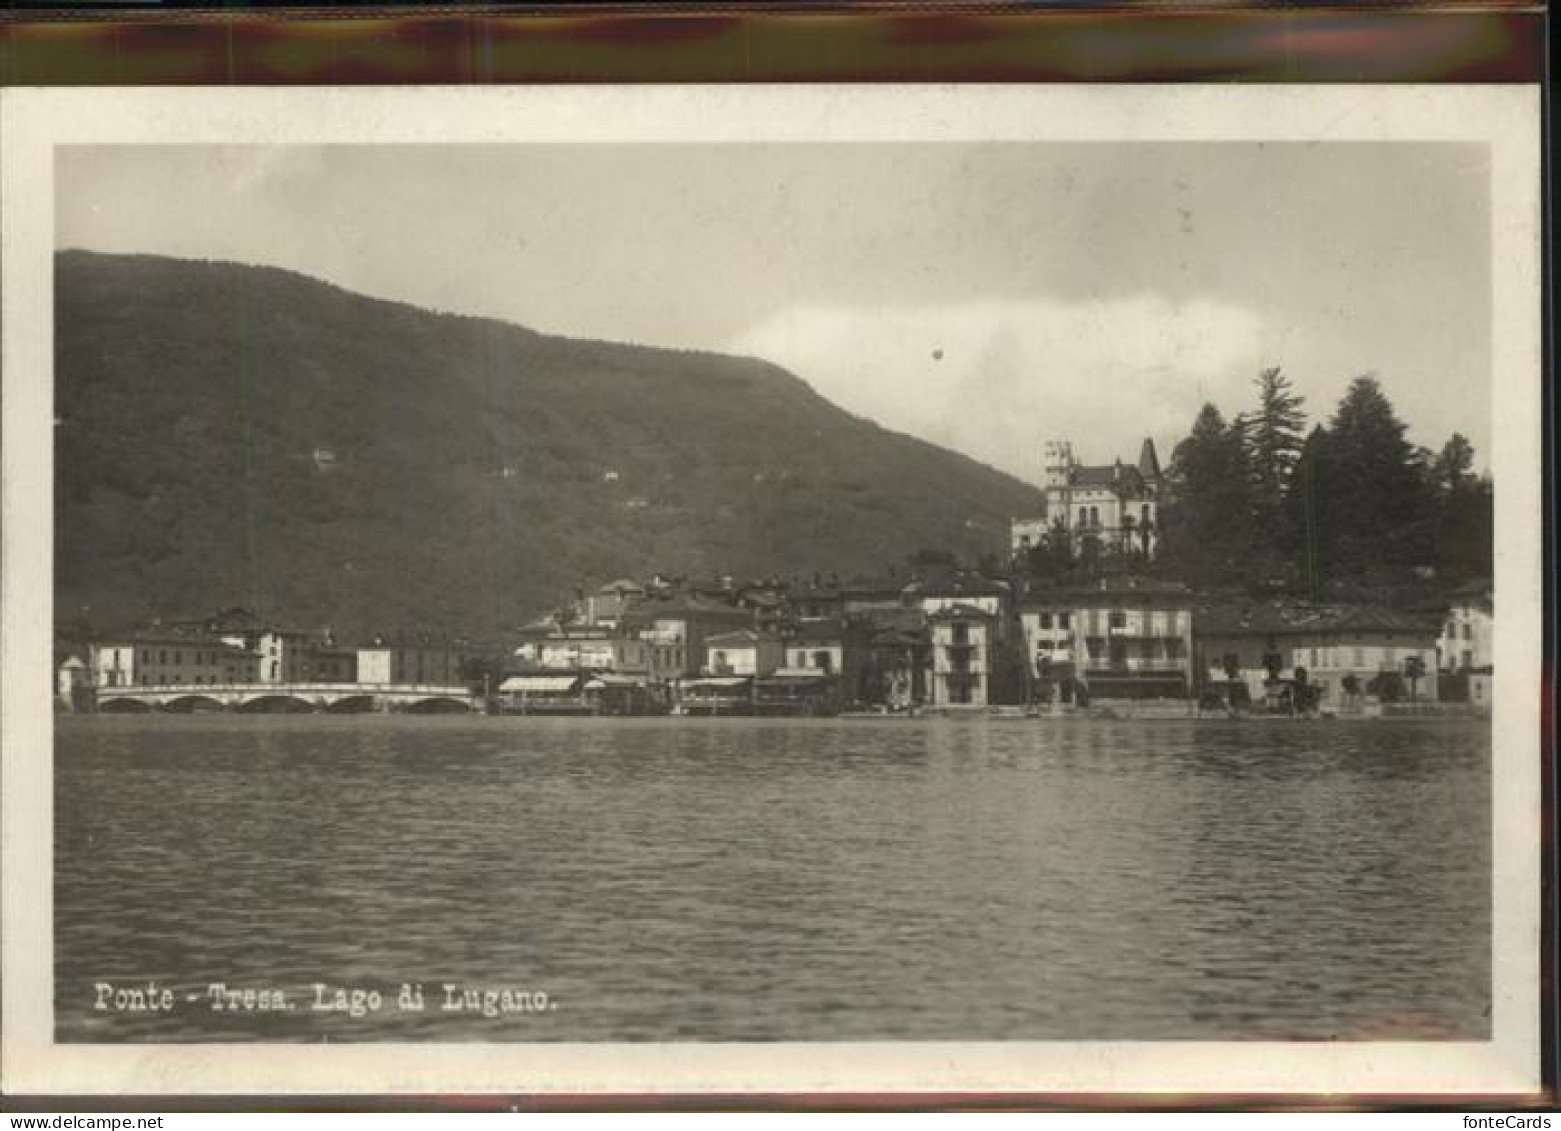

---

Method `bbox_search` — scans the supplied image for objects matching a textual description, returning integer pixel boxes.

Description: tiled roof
[1020,578,1190,607]
[1196,603,1439,638]
[927,603,998,621]
[704,630,764,647]
[621,595,749,622]
[909,573,1008,599]
[1067,463,1149,496]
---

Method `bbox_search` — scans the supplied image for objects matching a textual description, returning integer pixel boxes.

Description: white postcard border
[1,83,1542,1097]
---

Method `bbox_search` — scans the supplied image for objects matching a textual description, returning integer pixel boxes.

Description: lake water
[54,715,1490,1042]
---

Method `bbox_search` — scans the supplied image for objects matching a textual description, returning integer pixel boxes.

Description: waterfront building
[1010,437,1163,559]
[579,580,646,630]
[512,628,649,676]
[621,596,753,680]
[356,636,463,686]
[1437,580,1493,674]
[784,621,845,677]
[496,672,589,714]
[858,616,931,709]
[927,604,997,708]
[1195,604,1440,712]
[704,630,785,678]
[90,635,260,688]
[1018,578,1194,701]
[244,628,326,683]
[907,573,1011,634]
[307,646,359,683]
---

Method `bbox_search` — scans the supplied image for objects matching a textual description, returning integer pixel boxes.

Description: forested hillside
[55,251,1041,644]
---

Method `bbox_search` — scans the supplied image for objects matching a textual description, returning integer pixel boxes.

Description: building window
[1039,613,1052,629]
[1165,638,1184,660]
[951,623,969,646]
[1086,636,1104,660]
[141,649,150,664]
[1058,613,1071,630]
[813,650,833,673]
[1462,624,1471,640]
[1108,611,1126,629]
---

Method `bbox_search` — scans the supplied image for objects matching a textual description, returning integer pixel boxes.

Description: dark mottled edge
[0,0,1552,1115]
[0,6,1546,86]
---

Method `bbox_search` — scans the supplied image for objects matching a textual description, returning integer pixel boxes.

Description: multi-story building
[90,635,260,688]
[579,580,646,630]
[1018,579,1194,701]
[512,630,649,676]
[1195,604,1439,711]
[927,604,997,708]
[621,596,753,681]
[1437,581,1493,674]
[704,630,784,678]
[853,609,931,709]
[907,573,1011,634]
[356,638,463,686]
[783,622,845,677]
[1011,437,1163,558]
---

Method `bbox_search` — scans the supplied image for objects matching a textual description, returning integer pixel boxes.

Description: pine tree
[1160,403,1255,586]
[1425,433,1492,583]
[1246,367,1307,515]
[1288,375,1432,586]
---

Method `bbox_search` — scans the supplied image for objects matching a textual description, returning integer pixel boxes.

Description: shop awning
[499,675,581,693]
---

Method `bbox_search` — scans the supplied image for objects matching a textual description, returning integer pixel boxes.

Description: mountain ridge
[54,250,1042,646]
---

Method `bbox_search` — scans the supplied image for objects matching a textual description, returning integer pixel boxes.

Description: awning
[768,668,828,681]
[681,677,750,690]
[499,675,580,693]
[585,675,648,690]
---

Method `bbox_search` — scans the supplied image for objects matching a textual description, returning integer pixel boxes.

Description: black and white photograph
[0,84,1542,1097]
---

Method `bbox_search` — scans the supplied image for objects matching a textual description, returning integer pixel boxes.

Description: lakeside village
[56,434,1494,722]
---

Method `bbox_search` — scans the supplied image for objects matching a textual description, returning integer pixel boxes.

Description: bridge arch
[160,695,226,714]
[98,697,152,714]
[324,695,378,714]
[402,696,471,715]
[236,694,315,714]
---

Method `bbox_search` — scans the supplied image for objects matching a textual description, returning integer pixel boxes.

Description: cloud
[728,295,1268,482]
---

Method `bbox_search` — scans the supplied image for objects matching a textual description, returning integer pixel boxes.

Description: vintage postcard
[0,84,1543,1098]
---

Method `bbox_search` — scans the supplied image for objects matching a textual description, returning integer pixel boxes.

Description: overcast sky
[57,143,1491,482]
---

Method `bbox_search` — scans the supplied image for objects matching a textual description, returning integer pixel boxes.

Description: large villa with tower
[1010,437,1164,559]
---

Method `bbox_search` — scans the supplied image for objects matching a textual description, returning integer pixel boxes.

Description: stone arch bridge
[94,682,477,715]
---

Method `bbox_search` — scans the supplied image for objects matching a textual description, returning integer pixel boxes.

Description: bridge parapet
[93,682,476,713]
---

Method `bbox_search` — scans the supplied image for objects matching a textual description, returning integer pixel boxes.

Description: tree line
[1158,369,1492,600]
[1017,368,1492,603]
